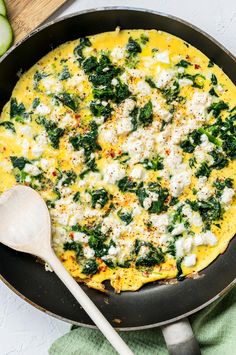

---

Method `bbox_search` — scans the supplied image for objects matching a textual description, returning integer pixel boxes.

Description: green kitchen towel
[49,286,236,355]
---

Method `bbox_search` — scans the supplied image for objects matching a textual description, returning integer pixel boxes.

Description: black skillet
[0,7,235,355]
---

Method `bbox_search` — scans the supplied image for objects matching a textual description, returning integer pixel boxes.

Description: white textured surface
[0,0,235,354]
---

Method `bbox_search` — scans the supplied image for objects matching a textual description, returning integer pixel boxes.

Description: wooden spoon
[0,185,133,355]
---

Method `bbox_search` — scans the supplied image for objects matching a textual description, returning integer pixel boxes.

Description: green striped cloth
[49,286,236,354]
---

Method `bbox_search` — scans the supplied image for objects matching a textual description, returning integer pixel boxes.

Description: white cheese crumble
[220,187,235,205]
[150,213,169,233]
[155,50,170,64]
[171,223,186,236]
[187,92,213,120]
[99,125,118,144]
[178,78,193,87]
[110,46,125,61]
[129,165,145,180]
[135,80,151,96]
[24,163,41,176]
[103,161,126,184]
[116,116,133,135]
[36,103,51,115]
[183,254,196,267]
[73,232,89,243]
[194,231,217,246]
[156,69,175,89]
[170,170,192,197]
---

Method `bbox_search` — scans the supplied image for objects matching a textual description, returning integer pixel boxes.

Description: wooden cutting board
[6,0,68,43]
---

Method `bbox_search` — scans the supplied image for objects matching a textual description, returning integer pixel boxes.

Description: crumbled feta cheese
[155,50,170,64]
[122,127,155,164]
[31,144,43,158]
[18,125,32,137]
[83,246,95,259]
[135,80,151,96]
[111,78,119,86]
[36,103,51,115]
[156,69,175,89]
[99,126,118,144]
[22,139,29,156]
[183,254,196,267]
[129,165,145,179]
[24,163,41,176]
[183,237,193,253]
[108,245,120,256]
[159,234,170,245]
[116,116,133,135]
[143,191,159,210]
[187,92,212,120]
[59,113,76,129]
[41,76,63,94]
[171,223,186,236]
[197,186,212,201]
[175,238,184,257]
[178,78,193,87]
[103,161,126,184]
[170,170,192,197]
[150,213,169,233]
[111,46,125,60]
[194,231,217,246]
[152,100,172,122]
[220,187,234,205]
[182,205,203,227]
[73,232,89,243]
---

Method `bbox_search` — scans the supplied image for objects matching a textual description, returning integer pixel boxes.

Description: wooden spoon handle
[45,250,134,355]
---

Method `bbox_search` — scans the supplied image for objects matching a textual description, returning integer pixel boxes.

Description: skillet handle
[161,318,201,355]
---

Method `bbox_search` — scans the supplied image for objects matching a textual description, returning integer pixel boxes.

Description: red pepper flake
[186,55,190,60]
[69,232,74,239]
[142,271,150,277]
[110,150,115,158]
[75,114,81,120]
[165,149,170,155]
[52,171,57,177]
[194,64,201,69]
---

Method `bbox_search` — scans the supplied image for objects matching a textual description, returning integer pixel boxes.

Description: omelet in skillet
[0,29,235,292]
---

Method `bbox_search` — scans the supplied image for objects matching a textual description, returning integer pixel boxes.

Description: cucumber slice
[0,15,13,56]
[0,0,6,16]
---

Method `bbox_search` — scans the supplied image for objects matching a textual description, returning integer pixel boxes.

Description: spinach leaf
[209,87,219,97]
[117,176,137,192]
[209,150,229,170]
[63,241,83,257]
[59,170,77,186]
[180,130,202,153]
[82,259,99,275]
[140,33,149,45]
[187,196,222,229]
[55,92,78,112]
[208,100,229,117]
[73,191,81,202]
[90,101,112,120]
[139,100,153,126]
[10,98,26,120]
[90,188,109,208]
[79,157,99,179]
[134,240,165,268]
[59,66,71,81]
[33,71,48,89]
[10,156,29,170]
[176,257,185,281]
[175,59,192,67]
[208,60,214,67]
[32,97,40,109]
[82,56,98,74]
[0,121,15,133]
[74,37,92,61]
[211,74,218,86]
[117,210,133,225]
[142,155,164,171]
[36,116,64,149]
[195,162,211,178]
[145,77,156,88]
[69,121,101,157]
[126,37,142,57]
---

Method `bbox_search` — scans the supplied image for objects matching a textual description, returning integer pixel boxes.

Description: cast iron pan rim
[1,271,235,331]
[0,6,236,330]
[0,6,235,64]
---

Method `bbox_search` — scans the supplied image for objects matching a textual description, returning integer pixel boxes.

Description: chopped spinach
[208,100,229,117]
[33,71,48,89]
[187,196,222,229]
[63,241,83,257]
[139,100,153,126]
[209,150,229,170]
[0,121,15,133]
[209,87,219,97]
[10,98,26,121]
[176,257,185,281]
[59,66,71,81]
[69,121,101,157]
[90,101,112,120]
[213,178,233,197]
[74,37,92,61]
[55,92,78,112]
[142,154,164,171]
[140,33,149,45]
[117,176,137,192]
[208,60,214,68]
[180,130,202,153]
[145,77,156,88]
[176,59,192,67]
[60,170,77,186]
[82,259,99,275]
[211,74,218,86]
[36,116,64,149]
[126,37,142,57]
[73,191,81,202]
[90,188,109,208]
[32,97,40,109]
[195,162,211,178]
[134,239,164,267]
[117,210,133,225]
[82,56,98,74]
[10,156,29,170]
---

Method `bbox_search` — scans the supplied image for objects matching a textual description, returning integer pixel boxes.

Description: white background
[1,0,235,354]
